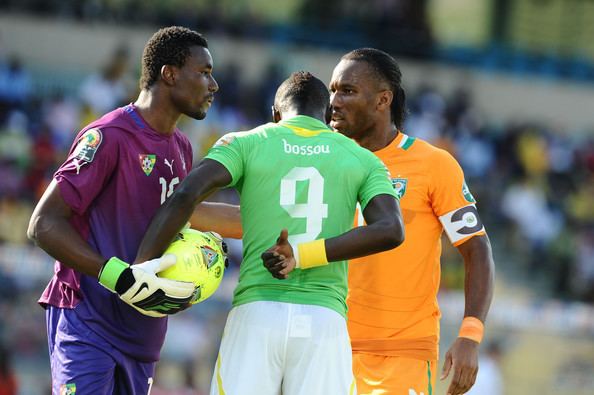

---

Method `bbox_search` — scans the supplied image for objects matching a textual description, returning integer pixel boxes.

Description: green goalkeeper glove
[98,254,197,318]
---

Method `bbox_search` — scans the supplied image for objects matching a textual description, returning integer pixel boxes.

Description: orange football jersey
[347,132,485,361]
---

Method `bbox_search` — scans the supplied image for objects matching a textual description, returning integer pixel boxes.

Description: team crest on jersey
[139,154,156,176]
[392,178,407,199]
[60,383,76,394]
[74,128,102,162]
[462,180,476,203]
[200,245,219,269]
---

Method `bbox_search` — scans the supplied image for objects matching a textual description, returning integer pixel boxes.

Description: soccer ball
[159,228,228,305]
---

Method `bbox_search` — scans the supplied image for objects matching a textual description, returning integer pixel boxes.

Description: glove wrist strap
[99,257,129,292]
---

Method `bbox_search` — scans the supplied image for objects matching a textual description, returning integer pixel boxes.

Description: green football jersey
[205,115,397,317]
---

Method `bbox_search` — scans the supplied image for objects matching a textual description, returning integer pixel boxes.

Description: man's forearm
[325,218,403,262]
[136,158,233,263]
[191,202,242,239]
[459,235,495,321]
[29,214,105,277]
[136,189,196,263]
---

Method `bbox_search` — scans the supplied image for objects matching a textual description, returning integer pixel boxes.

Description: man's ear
[271,105,281,123]
[377,90,393,112]
[160,65,176,86]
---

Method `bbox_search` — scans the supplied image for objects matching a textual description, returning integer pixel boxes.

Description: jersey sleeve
[429,148,485,246]
[204,132,244,187]
[358,152,398,211]
[54,127,118,215]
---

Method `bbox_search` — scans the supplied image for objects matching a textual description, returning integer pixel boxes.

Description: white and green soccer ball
[159,229,227,305]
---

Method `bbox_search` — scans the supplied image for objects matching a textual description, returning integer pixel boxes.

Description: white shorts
[210,301,357,395]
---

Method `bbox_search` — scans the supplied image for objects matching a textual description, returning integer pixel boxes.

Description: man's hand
[261,229,296,279]
[99,254,197,317]
[440,337,480,395]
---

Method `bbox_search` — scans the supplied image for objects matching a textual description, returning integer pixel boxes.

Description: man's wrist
[296,239,328,270]
[458,316,484,344]
[98,257,130,293]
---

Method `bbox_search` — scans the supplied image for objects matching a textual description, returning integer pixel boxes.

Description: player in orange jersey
[329,48,495,395]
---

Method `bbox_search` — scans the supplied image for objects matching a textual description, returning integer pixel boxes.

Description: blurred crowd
[0,0,433,57]
[0,37,593,395]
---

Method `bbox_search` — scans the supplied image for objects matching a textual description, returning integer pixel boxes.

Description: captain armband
[439,204,485,244]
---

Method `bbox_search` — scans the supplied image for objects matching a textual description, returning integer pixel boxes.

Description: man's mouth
[331,113,344,122]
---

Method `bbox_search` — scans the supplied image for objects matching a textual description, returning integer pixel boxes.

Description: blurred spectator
[0,345,17,395]
[42,91,80,150]
[0,195,32,244]
[0,110,30,161]
[78,45,133,116]
[466,341,503,395]
[500,175,564,267]
[404,85,447,143]
[572,228,594,302]
[0,56,31,118]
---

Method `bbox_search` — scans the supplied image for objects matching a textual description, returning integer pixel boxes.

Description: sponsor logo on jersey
[392,178,407,199]
[462,180,476,203]
[282,139,330,156]
[164,158,175,175]
[409,390,424,395]
[74,128,102,163]
[60,383,76,395]
[139,154,156,176]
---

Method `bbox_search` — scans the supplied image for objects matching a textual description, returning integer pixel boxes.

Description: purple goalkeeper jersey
[38,104,193,362]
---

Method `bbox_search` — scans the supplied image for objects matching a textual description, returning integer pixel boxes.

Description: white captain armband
[439,204,484,244]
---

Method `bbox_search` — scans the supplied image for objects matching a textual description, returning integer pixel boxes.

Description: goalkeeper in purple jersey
[27,26,220,395]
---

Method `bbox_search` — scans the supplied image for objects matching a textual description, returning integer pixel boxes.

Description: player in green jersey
[136,71,404,394]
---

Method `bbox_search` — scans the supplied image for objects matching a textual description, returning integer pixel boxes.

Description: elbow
[390,221,405,248]
[170,185,199,210]
[27,214,41,244]
[381,219,405,249]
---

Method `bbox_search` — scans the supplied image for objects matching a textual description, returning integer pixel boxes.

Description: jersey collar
[390,131,416,150]
[374,131,416,157]
[279,115,333,137]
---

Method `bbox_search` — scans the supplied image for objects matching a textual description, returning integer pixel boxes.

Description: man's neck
[357,125,398,152]
[280,109,325,123]
[133,90,179,136]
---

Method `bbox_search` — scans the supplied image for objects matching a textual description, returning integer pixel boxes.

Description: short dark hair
[274,71,330,115]
[140,26,208,90]
[341,48,407,129]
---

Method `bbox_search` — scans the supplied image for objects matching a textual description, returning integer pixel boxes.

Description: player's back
[206,115,391,317]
